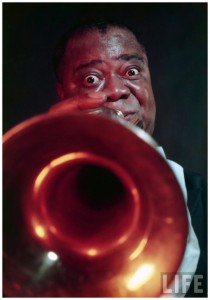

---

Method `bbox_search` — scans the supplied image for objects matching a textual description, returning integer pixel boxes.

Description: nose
[105,75,130,102]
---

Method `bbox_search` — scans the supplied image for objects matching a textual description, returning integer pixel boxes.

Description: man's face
[56,27,156,135]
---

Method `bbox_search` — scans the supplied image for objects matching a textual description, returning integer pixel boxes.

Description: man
[51,21,155,134]
[50,20,206,297]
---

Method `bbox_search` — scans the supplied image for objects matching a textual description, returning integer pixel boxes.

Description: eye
[126,68,140,77]
[83,75,100,87]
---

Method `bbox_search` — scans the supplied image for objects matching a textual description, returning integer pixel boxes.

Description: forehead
[63,27,146,63]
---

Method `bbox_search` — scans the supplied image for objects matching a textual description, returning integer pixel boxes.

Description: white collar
[156,147,200,297]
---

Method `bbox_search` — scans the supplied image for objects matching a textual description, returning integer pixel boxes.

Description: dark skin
[51,26,156,135]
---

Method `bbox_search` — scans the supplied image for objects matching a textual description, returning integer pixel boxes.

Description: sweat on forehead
[53,23,146,82]
[65,27,145,56]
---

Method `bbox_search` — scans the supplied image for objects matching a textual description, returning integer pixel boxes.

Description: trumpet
[3,107,188,297]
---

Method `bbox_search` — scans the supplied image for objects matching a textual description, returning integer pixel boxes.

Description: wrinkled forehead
[64,27,147,61]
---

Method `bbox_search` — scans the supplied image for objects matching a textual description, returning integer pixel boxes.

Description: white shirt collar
[156,147,200,297]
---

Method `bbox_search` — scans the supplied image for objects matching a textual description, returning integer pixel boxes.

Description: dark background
[3,3,207,178]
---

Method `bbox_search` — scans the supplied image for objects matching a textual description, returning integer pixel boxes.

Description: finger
[77,92,107,109]
[49,99,78,113]
[49,92,107,114]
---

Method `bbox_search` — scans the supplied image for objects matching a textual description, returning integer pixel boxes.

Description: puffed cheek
[140,87,149,100]
[126,81,149,104]
[62,83,78,97]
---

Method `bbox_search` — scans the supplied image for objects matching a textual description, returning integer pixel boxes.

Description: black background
[3,3,207,177]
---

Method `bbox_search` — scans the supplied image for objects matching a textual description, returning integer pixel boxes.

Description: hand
[49,92,107,114]
[48,92,126,124]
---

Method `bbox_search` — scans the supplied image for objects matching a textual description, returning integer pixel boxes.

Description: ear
[56,82,65,100]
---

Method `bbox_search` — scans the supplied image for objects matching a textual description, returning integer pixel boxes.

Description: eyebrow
[116,54,144,62]
[75,54,144,72]
[75,60,103,72]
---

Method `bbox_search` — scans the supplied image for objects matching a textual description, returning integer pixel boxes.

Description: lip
[102,106,142,126]
[124,112,142,126]
[123,111,136,117]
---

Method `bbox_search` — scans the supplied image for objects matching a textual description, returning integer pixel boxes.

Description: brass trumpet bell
[3,111,188,297]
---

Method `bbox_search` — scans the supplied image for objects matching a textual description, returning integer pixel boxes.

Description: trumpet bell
[3,111,188,297]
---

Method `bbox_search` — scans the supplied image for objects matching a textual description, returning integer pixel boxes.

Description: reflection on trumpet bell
[27,151,141,259]
[3,111,188,297]
[126,263,155,291]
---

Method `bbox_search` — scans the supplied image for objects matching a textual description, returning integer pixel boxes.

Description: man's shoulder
[183,169,207,239]
[184,169,207,191]
[183,169,207,245]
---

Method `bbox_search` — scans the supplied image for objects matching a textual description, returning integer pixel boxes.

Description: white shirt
[157,147,200,297]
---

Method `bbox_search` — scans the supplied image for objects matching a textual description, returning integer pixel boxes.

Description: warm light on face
[35,225,46,238]
[126,264,155,291]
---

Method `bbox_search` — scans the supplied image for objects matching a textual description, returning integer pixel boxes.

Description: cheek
[126,81,150,105]
[63,78,105,98]
[95,81,105,92]
[62,82,88,99]
[61,73,78,97]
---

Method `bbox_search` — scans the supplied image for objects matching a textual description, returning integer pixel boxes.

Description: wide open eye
[126,68,140,77]
[83,75,100,87]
